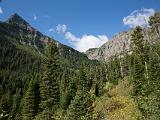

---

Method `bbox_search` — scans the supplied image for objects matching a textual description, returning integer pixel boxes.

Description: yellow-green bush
[94,78,141,120]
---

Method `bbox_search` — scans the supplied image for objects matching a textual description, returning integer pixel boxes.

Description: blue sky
[0,0,160,52]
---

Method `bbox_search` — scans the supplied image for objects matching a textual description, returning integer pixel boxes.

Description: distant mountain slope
[85,28,160,61]
[4,13,52,53]
[0,13,94,68]
[85,31,131,60]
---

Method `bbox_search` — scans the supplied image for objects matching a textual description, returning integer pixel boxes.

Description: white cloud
[56,24,67,34]
[48,28,54,32]
[74,34,108,52]
[55,24,108,52]
[123,8,155,28]
[33,14,37,21]
[65,32,79,42]
[0,7,3,14]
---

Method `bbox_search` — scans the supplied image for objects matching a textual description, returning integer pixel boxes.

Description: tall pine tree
[21,79,40,120]
[66,65,94,120]
[39,42,60,119]
[148,50,160,120]
[131,26,150,119]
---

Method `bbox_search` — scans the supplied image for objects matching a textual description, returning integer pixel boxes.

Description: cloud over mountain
[123,8,155,28]
[54,24,108,52]
[55,24,67,34]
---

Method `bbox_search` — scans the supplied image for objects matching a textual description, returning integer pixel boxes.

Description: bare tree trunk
[154,24,160,38]
[145,61,149,80]
[158,24,160,38]
[119,55,124,96]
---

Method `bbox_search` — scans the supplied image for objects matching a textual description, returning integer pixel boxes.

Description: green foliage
[131,26,145,55]
[0,91,12,120]
[65,65,96,120]
[39,43,60,119]
[60,77,77,110]
[0,28,41,119]
[149,12,160,26]
[34,110,50,120]
[94,79,141,120]
[66,91,94,120]
[1,11,160,120]
[130,26,150,119]
[147,46,160,120]
[149,12,160,35]
[21,79,40,120]
[130,13,160,119]
[106,57,121,85]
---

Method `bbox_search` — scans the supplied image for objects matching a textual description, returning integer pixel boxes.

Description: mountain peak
[6,13,30,28]
[9,13,22,19]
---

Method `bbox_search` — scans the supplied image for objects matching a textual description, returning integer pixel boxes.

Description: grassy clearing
[94,78,141,120]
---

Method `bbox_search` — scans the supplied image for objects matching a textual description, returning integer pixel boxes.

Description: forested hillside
[0,12,160,120]
[0,13,103,120]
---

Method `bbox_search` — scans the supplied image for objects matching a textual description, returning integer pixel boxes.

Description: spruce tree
[60,77,77,110]
[149,12,160,37]
[0,91,12,120]
[21,79,40,120]
[147,12,160,119]
[66,91,94,120]
[66,65,94,120]
[131,26,150,119]
[77,65,91,91]
[39,42,60,119]
[147,45,160,120]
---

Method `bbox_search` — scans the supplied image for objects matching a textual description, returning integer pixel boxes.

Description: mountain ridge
[3,13,54,50]
[85,26,160,60]
[0,13,95,69]
[2,13,160,61]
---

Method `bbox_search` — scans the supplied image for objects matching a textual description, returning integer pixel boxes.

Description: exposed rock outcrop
[85,28,160,61]
[4,13,54,53]
[85,31,132,60]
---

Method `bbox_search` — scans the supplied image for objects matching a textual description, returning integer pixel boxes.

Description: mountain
[6,13,33,31]
[0,13,100,119]
[85,31,131,60]
[0,13,94,68]
[85,28,160,61]
[2,13,52,53]
[1,12,160,120]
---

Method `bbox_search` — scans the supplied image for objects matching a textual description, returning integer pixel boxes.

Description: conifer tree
[66,65,94,120]
[39,42,60,119]
[148,52,160,119]
[146,12,160,120]
[60,77,77,110]
[106,57,121,85]
[66,91,94,120]
[149,12,160,37]
[0,91,12,120]
[21,79,40,120]
[131,26,150,119]
[77,65,91,91]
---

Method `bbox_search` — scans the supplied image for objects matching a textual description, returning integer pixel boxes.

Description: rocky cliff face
[85,28,160,61]
[4,13,53,53]
[85,31,132,60]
